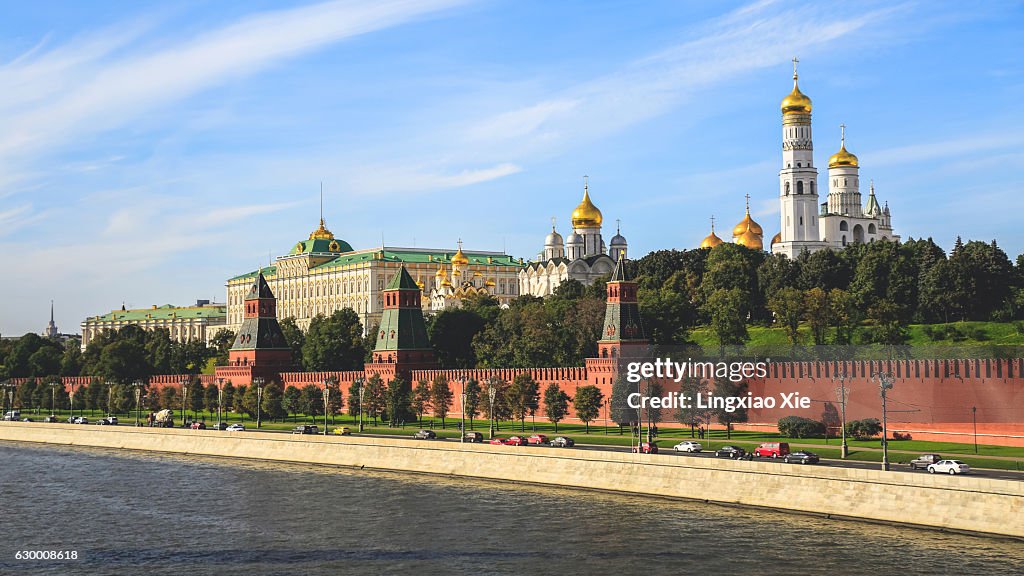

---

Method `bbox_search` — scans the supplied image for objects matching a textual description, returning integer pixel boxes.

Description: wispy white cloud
[347,162,523,195]
[865,132,1024,167]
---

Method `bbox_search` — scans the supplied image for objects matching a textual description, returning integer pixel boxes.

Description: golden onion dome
[828,143,859,169]
[781,68,812,116]
[451,242,470,266]
[736,228,763,251]
[732,210,763,238]
[571,182,603,228]
[700,231,723,249]
[435,266,447,278]
[308,218,334,240]
[771,232,782,245]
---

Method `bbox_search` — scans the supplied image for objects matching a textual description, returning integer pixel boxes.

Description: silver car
[673,441,703,453]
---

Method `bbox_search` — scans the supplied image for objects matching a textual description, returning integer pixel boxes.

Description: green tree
[209,329,236,366]
[713,378,749,439]
[261,381,286,422]
[673,377,711,437]
[303,309,366,371]
[363,375,386,425]
[505,373,540,432]
[482,377,510,430]
[28,346,63,377]
[283,385,303,422]
[610,376,637,432]
[430,374,453,429]
[703,288,750,348]
[96,339,149,384]
[347,380,362,417]
[385,377,412,427]
[279,317,306,367]
[222,382,236,414]
[187,380,206,420]
[60,344,83,376]
[302,384,323,423]
[429,308,487,368]
[768,287,804,344]
[411,379,431,425]
[829,288,859,345]
[204,383,219,419]
[572,385,604,433]
[542,383,570,432]
[463,378,481,429]
[803,287,831,346]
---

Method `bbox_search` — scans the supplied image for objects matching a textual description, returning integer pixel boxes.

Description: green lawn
[22,408,1024,472]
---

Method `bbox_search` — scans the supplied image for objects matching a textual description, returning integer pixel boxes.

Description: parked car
[97,416,118,425]
[333,427,352,436]
[72,416,89,425]
[527,434,549,445]
[504,436,529,446]
[910,453,942,470]
[43,416,59,423]
[489,437,507,445]
[211,422,229,430]
[463,431,483,443]
[632,442,658,454]
[226,424,246,432]
[2,410,21,421]
[928,460,970,475]
[413,429,437,440]
[21,417,33,422]
[190,422,207,430]
[550,436,575,448]
[753,442,790,458]
[292,425,319,435]
[784,450,820,464]
[673,440,703,453]
[715,445,746,458]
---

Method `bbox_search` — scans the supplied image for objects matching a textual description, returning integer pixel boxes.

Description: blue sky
[1,0,1022,336]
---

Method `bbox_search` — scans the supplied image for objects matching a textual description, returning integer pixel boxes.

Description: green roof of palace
[88,304,226,322]
[385,266,420,291]
[228,247,523,282]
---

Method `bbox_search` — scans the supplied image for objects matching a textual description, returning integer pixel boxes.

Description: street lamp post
[253,377,265,429]
[216,379,225,429]
[1,381,15,417]
[180,379,189,427]
[357,377,365,432]
[49,382,59,418]
[970,403,978,453]
[133,381,143,427]
[106,381,116,419]
[460,378,467,443]
[487,385,497,439]
[322,382,330,436]
[876,372,894,471]
[834,372,850,459]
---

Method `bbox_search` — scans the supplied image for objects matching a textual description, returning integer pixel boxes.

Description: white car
[927,460,970,475]
[72,416,89,424]
[673,440,703,453]
[226,424,246,432]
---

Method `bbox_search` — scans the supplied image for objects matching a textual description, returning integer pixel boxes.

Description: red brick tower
[597,254,648,359]
[365,266,437,382]
[216,270,293,385]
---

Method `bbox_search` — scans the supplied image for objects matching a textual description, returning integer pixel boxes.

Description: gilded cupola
[828,124,859,168]
[451,240,470,266]
[308,218,334,241]
[780,58,812,116]
[700,216,724,249]
[571,177,603,228]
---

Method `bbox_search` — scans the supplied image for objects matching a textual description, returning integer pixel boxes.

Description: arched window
[797,181,804,194]
[785,182,790,195]
[868,223,876,234]
[839,220,849,231]
[810,181,815,194]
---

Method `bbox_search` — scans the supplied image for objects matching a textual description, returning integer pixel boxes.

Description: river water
[0,441,1021,575]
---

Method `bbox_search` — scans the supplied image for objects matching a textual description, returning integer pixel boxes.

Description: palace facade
[80,301,226,351]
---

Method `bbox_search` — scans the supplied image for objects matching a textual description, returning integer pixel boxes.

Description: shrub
[845,418,882,440]
[778,416,825,439]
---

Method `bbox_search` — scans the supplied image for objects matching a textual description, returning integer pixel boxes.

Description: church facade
[519,178,627,297]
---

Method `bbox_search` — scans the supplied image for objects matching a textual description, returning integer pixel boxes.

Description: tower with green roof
[597,254,647,359]
[219,270,293,385]
[367,266,437,381]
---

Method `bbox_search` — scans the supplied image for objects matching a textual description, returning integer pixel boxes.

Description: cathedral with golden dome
[520,177,627,296]
[700,59,898,256]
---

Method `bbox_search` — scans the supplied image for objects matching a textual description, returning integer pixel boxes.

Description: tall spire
[792,56,799,82]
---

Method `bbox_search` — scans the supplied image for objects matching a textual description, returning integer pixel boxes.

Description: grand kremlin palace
[223,218,524,336]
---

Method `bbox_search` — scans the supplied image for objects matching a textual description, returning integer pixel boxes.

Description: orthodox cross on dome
[745,193,751,213]
[583,174,589,191]
[457,238,463,250]
[550,216,557,231]
[710,214,716,232]
[792,56,799,79]
[616,218,621,234]
[840,123,846,147]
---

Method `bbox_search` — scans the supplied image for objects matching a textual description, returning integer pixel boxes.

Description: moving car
[211,422,229,430]
[226,424,246,432]
[504,436,529,446]
[715,445,746,459]
[413,429,437,440]
[550,436,575,448]
[928,460,970,475]
[753,442,790,458]
[673,440,702,453]
[527,434,549,445]
[71,416,89,425]
[333,427,352,436]
[190,421,207,430]
[909,454,942,470]
[632,442,658,454]
[783,450,820,464]
[292,425,319,435]
[2,411,21,421]
[97,416,118,425]
[489,437,507,445]
[42,416,59,423]
[463,431,483,443]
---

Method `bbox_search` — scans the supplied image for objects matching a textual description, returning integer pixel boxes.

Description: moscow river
[1,441,1022,575]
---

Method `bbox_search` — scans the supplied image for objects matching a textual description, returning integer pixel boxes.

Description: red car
[527,434,549,445]
[489,437,506,445]
[632,442,658,454]
[753,442,790,458]
[504,436,529,446]
[190,422,207,430]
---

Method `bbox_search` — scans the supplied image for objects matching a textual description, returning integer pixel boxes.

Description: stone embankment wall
[0,423,1020,538]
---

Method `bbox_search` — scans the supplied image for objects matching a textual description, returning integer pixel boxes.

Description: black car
[551,437,575,448]
[715,445,746,458]
[783,450,820,464]
[292,425,319,435]
[462,431,483,443]
[211,422,229,430]
[413,429,437,440]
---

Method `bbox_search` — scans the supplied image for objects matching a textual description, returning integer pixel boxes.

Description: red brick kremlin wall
[11,358,1023,446]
